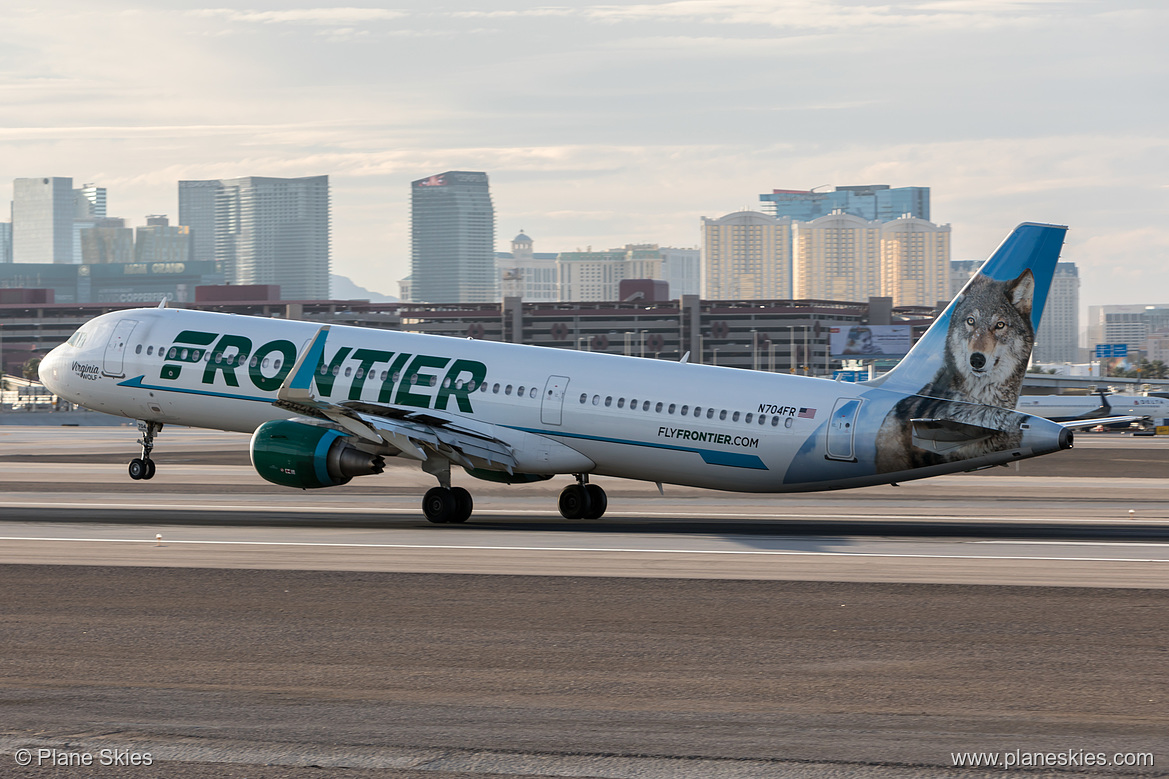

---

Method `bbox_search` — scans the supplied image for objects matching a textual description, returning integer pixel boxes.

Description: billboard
[829,325,912,358]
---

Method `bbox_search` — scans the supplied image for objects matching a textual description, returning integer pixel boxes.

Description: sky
[2,0,1167,311]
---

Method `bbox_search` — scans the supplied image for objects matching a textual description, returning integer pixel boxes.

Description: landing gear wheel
[423,487,459,524]
[128,458,147,480]
[558,484,591,520]
[449,487,473,524]
[143,459,157,481]
[583,484,607,519]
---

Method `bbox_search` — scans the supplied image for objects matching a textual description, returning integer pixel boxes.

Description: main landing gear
[558,474,607,520]
[420,457,473,524]
[128,420,161,481]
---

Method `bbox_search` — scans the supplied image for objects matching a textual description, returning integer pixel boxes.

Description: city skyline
[1,1,1165,309]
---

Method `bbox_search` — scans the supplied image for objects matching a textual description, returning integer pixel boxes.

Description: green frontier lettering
[163,330,487,413]
[203,334,252,388]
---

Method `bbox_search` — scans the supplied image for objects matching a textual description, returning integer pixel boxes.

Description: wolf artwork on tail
[872,224,1064,474]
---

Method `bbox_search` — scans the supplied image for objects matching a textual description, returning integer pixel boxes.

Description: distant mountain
[330,274,398,303]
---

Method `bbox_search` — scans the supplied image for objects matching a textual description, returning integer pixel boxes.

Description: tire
[450,487,473,523]
[583,484,607,519]
[422,487,457,524]
[143,459,157,480]
[558,484,591,520]
[128,458,147,480]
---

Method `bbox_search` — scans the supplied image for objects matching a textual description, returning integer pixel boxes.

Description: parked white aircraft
[1016,392,1168,427]
[41,223,1080,523]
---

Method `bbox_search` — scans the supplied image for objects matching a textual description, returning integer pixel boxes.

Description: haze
[3,1,1166,308]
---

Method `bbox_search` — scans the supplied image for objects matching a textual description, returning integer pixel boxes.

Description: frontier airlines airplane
[41,223,1085,523]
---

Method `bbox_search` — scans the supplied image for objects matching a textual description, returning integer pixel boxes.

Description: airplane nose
[38,345,67,395]
[969,352,986,370]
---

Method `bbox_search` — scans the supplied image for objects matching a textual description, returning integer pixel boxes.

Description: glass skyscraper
[179,175,330,300]
[12,177,75,263]
[759,185,930,223]
[410,171,496,303]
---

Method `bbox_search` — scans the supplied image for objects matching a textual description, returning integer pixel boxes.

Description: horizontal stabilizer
[1058,416,1140,430]
[910,418,996,454]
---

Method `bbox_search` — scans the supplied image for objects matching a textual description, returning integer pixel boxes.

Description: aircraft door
[825,397,863,462]
[102,319,139,378]
[541,375,570,425]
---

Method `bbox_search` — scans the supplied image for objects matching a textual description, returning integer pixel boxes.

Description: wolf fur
[875,270,1036,474]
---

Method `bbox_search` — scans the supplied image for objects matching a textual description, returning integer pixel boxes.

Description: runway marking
[1,536,1167,564]
[976,540,1169,547]
[0,501,1165,524]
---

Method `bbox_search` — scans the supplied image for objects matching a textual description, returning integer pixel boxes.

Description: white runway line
[1,536,1167,564]
[0,500,1166,524]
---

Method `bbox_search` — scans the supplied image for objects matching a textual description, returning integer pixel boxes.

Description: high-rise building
[701,211,793,300]
[410,171,496,303]
[74,183,107,219]
[557,244,665,302]
[179,176,330,300]
[135,215,192,264]
[878,217,951,308]
[956,260,1079,363]
[793,212,881,301]
[12,177,74,263]
[0,222,11,263]
[759,184,930,222]
[178,180,220,262]
[497,231,559,302]
[660,247,701,298]
[79,217,133,264]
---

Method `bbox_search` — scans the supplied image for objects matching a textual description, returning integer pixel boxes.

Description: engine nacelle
[250,419,385,489]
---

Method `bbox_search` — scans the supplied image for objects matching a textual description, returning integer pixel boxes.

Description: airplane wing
[273,326,519,472]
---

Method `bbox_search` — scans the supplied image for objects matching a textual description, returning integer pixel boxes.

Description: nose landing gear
[129,421,161,481]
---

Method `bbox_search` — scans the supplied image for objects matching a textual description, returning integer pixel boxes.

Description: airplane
[1016,391,1168,428]
[40,223,1081,524]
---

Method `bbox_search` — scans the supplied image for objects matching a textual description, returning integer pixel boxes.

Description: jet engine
[250,419,385,489]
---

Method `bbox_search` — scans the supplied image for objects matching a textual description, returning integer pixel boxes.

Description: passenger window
[758,415,766,425]
[707,408,715,419]
[655,402,663,413]
[617,398,625,409]
[580,393,588,403]
[630,398,637,409]
[771,416,780,426]
[643,401,651,411]
[147,346,154,356]
[517,385,525,396]
[668,403,676,414]
[592,395,600,405]
[505,385,512,395]
[745,413,753,424]
[680,405,688,415]
[530,387,537,398]
[732,411,741,422]
[134,344,142,354]
[444,378,452,389]
[493,383,500,393]
[693,407,701,418]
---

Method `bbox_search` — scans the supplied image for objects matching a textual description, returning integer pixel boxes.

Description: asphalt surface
[0,426,1167,777]
[2,567,1167,778]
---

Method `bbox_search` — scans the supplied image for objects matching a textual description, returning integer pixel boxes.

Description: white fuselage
[39,307,1069,494]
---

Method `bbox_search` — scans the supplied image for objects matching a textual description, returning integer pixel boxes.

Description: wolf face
[874,269,1036,474]
[925,270,1035,408]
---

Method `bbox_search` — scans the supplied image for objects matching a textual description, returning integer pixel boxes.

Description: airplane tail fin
[869,222,1068,405]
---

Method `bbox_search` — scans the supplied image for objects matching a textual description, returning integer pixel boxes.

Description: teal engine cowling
[250,419,385,489]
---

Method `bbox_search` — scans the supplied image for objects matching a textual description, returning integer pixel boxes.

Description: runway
[0,425,1167,777]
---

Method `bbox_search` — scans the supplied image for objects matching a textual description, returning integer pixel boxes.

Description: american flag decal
[798,408,816,419]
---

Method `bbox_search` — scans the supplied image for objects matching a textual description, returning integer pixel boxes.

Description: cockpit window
[66,329,89,348]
